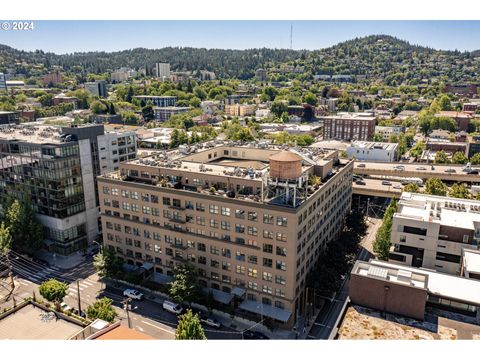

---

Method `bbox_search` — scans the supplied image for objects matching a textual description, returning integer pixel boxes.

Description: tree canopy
[424,178,448,196]
[168,263,201,305]
[175,309,206,340]
[39,279,69,304]
[86,297,118,322]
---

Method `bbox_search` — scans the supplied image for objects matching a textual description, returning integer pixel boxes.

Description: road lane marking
[141,320,175,335]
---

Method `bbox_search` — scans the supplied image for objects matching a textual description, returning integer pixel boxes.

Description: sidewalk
[36,246,94,270]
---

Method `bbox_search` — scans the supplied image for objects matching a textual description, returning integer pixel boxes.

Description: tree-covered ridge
[1,34,479,83]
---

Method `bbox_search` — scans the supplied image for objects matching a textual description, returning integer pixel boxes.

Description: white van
[163,300,183,315]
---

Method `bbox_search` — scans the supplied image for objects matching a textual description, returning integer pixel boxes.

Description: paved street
[307,201,385,340]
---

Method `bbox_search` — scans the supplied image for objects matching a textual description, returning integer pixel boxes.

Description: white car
[393,185,403,189]
[60,302,72,312]
[123,289,144,300]
[201,317,221,328]
[416,167,426,171]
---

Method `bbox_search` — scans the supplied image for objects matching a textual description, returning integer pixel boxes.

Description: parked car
[393,165,405,171]
[467,169,479,175]
[201,317,221,328]
[355,180,366,185]
[357,163,366,168]
[243,330,270,340]
[162,300,183,315]
[382,181,392,185]
[416,167,426,171]
[123,289,144,300]
[60,302,72,312]
[445,168,456,173]
[393,185,403,189]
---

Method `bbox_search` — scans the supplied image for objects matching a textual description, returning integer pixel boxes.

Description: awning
[141,262,154,271]
[122,263,138,273]
[202,288,234,305]
[150,272,172,285]
[239,300,292,322]
[231,287,246,297]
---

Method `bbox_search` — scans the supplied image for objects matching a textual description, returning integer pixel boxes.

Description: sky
[2,20,480,54]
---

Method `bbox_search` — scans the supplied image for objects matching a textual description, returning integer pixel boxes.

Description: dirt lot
[337,305,480,340]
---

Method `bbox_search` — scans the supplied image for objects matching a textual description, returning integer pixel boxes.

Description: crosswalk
[64,278,98,300]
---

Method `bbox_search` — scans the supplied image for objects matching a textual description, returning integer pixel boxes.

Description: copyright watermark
[1,21,34,31]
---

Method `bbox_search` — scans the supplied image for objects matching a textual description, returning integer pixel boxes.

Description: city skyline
[2,20,480,54]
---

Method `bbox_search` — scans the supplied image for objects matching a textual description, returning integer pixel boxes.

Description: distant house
[435,111,472,132]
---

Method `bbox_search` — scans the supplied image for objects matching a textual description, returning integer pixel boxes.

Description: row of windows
[102,187,288,227]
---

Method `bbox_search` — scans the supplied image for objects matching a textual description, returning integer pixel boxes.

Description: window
[248,268,258,278]
[111,188,118,196]
[162,197,171,206]
[103,186,110,194]
[276,246,287,256]
[209,205,219,214]
[275,301,285,309]
[196,216,205,226]
[263,244,273,254]
[247,239,257,247]
[210,219,219,228]
[198,256,207,265]
[263,258,272,268]
[210,259,220,268]
[196,203,205,212]
[248,281,257,290]
[276,233,287,242]
[276,261,286,271]
[275,289,285,298]
[197,243,206,252]
[463,235,469,243]
[236,251,245,261]
[262,285,273,294]
[221,221,230,231]
[235,224,245,233]
[130,192,138,200]
[263,272,272,281]
[151,195,159,203]
[277,217,288,227]
[235,209,245,219]
[122,190,130,198]
[222,248,231,258]
[165,248,173,256]
[247,226,258,236]
[263,214,274,224]
[221,207,231,216]
[210,246,219,255]
[185,201,194,210]
[154,244,162,253]
[248,255,257,264]
[399,235,406,243]
[248,211,258,222]
[222,262,231,271]
[275,275,286,285]
[236,265,246,274]
[263,230,273,239]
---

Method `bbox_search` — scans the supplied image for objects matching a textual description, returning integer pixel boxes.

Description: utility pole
[123,298,132,328]
[76,280,82,314]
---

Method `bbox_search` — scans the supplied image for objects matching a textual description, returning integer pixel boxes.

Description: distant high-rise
[85,80,107,98]
[255,68,267,82]
[0,73,7,93]
[155,63,171,80]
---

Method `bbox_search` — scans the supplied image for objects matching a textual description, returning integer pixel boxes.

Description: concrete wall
[349,273,427,320]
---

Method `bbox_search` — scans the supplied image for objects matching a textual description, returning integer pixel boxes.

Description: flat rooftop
[0,304,83,339]
[353,261,427,289]
[320,112,376,121]
[370,260,480,306]
[396,192,480,230]
[338,305,480,340]
[349,141,398,151]
[462,248,480,275]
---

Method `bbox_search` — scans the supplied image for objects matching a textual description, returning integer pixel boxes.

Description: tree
[452,151,468,164]
[5,199,44,254]
[270,101,288,118]
[175,309,206,340]
[303,92,318,106]
[449,183,470,199]
[418,116,431,137]
[86,297,118,322]
[435,150,450,164]
[168,263,200,305]
[90,100,108,114]
[373,200,398,260]
[403,183,419,193]
[262,86,278,102]
[0,222,11,255]
[470,153,480,165]
[39,279,68,308]
[141,105,154,121]
[424,178,447,196]
[410,141,425,159]
[372,133,384,142]
[93,248,122,278]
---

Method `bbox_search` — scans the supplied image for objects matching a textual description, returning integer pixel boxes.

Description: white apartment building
[375,125,405,141]
[390,192,480,275]
[346,141,398,162]
[155,63,171,80]
[97,129,137,172]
